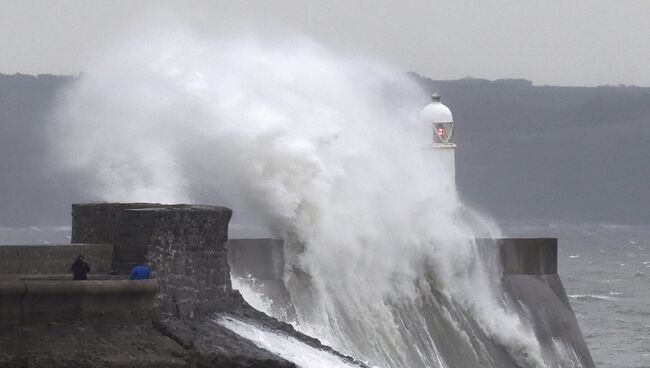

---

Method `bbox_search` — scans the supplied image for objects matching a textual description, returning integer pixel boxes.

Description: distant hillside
[1,73,649,226]
[410,74,650,225]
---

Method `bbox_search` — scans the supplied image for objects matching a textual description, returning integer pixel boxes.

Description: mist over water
[51,28,547,367]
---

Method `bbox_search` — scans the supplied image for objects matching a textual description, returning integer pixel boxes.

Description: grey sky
[1,0,649,86]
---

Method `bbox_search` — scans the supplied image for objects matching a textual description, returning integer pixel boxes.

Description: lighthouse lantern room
[420,93,457,188]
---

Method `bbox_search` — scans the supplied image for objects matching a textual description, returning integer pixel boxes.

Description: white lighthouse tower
[420,93,456,189]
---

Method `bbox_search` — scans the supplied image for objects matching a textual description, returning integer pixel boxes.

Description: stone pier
[71,203,234,318]
[0,203,303,368]
[498,237,594,368]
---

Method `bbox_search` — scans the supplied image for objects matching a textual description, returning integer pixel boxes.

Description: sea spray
[217,316,359,368]
[50,27,546,367]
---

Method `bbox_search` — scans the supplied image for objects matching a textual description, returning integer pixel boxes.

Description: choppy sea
[503,222,650,368]
[2,222,648,368]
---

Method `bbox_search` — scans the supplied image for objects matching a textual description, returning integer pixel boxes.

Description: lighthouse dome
[420,93,453,123]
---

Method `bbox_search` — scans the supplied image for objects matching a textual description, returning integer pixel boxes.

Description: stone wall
[227,237,593,367]
[0,279,158,325]
[72,203,165,273]
[502,274,594,367]
[228,238,296,321]
[0,244,113,277]
[499,238,557,274]
[228,238,284,279]
[148,206,233,319]
[496,238,594,367]
[72,203,234,319]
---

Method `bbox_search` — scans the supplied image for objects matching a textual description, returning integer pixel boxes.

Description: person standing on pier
[71,255,90,280]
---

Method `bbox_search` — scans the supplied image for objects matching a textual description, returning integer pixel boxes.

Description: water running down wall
[229,238,594,368]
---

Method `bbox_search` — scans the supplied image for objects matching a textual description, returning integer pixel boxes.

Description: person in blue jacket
[129,263,151,280]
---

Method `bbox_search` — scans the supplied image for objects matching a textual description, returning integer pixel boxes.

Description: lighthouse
[420,93,456,189]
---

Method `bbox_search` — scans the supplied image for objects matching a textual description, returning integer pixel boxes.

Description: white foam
[231,276,274,317]
[568,294,615,301]
[216,316,359,368]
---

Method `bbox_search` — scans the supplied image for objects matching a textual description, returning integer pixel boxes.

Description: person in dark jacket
[129,263,151,280]
[71,255,90,280]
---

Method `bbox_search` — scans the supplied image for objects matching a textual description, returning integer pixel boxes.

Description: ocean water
[503,222,650,368]
[0,226,70,245]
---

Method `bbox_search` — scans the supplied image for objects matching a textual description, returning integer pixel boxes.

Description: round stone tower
[420,93,456,188]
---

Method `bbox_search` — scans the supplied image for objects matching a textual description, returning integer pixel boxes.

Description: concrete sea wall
[0,279,158,325]
[498,238,594,367]
[0,241,156,327]
[229,237,595,368]
[228,238,296,320]
[228,238,285,280]
[0,243,112,278]
[499,237,557,274]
